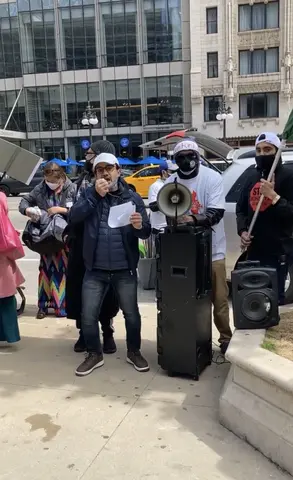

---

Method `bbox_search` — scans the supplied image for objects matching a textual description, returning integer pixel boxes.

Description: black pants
[247,250,288,305]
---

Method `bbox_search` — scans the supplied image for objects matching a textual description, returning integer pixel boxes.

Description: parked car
[222,148,293,304]
[0,168,44,196]
[124,165,160,198]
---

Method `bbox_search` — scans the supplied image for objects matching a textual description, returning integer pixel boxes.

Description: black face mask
[175,153,199,179]
[84,161,94,173]
[255,154,280,177]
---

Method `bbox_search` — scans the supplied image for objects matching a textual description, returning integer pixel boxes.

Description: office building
[0,0,191,160]
[191,0,293,146]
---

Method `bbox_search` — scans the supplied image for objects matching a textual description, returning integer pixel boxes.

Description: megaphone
[157,180,192,218]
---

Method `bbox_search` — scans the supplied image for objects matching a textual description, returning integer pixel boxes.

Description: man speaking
[163,140,232,354]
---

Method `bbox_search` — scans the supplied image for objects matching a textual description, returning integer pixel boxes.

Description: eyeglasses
[95,165,115,174]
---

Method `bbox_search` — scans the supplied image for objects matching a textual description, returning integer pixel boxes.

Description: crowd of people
[1,132,293,377]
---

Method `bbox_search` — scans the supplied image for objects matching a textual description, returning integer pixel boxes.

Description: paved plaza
[0,198,291,480]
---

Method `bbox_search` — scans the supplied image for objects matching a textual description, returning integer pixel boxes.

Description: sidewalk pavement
[0,303,291,480]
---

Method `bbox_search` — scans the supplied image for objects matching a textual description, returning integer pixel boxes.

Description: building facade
[190,0,293,146]
[0,0,191,160]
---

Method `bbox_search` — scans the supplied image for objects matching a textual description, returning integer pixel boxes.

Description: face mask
[175,153,199,178]
[255,154,279,177]
[84,161,94,173]
[45,181,60,190]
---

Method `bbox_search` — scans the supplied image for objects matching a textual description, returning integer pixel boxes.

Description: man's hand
[240,231,253,249]
[130,212,142,230]
[260,176,277,200]
[177,214,194,225]
[95,179,109,197]
[48,206,66,216]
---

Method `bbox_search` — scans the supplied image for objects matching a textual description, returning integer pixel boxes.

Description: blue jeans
[82,269,141,353]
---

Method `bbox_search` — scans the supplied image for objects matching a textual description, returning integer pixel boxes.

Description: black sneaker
[75,353,104,377]
[220,341,230,356]
[103,335,117,354]
[74,334,86,353]
[127,351,149,372]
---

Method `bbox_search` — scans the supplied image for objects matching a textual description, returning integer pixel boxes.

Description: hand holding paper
[108,201,135,228]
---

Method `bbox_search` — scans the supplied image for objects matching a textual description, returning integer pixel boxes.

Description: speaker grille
[239,270,271,289]
[240,291,272,322]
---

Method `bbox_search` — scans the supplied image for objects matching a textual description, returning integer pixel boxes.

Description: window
[135,167,160,177]
[64,83,100,130]
[0,3,22,79]
[106,134,142,160]
[226,165,256,203]
[146,75,183,125]
[33,139,65,162]
[105,79,141,127]
[239,2,279,32]
[0,90,26,131]
[60,4,96,70]
[206,7,218,34]
[239,92,278,119]
[239,48,279,75]
[26,86,62,132]
[68,135,102,161]
[207,52,218,78]
[204,96,222,122]
[100,0,138,67]
[143,0,182,63]
[19,9,57,74]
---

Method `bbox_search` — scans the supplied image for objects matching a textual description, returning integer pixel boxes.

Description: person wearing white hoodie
[164,140,232,354]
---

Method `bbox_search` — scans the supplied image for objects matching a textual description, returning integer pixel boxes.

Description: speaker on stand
[156,181,213,380]
[231,261,279,329]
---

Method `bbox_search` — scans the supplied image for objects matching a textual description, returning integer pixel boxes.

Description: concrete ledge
[219,329,293,476]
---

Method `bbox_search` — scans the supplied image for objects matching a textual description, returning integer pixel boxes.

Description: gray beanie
[91,140,116,156]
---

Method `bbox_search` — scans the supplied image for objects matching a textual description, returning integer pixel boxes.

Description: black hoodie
[236,163,293,256]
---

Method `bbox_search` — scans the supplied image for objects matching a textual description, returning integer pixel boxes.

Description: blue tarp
[117,157,136,165]
[137,156,165,165]
[42,158,83,167]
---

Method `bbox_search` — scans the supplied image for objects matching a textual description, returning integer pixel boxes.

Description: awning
[140,128,234,160]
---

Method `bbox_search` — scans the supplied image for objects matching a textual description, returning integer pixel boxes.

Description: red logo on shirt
[249,182,272,212]
[191,191,202,214]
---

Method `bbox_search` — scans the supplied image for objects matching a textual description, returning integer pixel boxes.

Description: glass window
[101,0,138,67]
[136,167,159,177]
[206,7,218,34]
[106,134,142,160]
[204,96,222,122]
[60,4,96,70]
[226,165,256,203]
[33,139,65,161]
[105,79,141,128]
[239,48,279,75]
[207,52,218,78]
[146,75,183,125]
[239,2,279,32]
[143,0,182,63]
[19,9,57,74]
[64,83,100,129]
[0,5,22,79]
[239,92,279,119]
[25,86,62,132]
[0,90,26,130]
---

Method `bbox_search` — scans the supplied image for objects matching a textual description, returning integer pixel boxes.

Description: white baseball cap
[93,153,119,170]
[173,140,199,156]
[255,132,281,149]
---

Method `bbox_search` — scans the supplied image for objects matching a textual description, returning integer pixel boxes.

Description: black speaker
[231,262,279,329]
[156,227,212,380]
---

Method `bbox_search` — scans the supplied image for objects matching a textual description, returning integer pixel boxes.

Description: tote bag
[0,202,24,257]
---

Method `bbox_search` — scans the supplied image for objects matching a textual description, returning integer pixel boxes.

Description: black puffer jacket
[69,179,151,273]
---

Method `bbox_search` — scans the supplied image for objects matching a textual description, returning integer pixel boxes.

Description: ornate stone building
[190,0,293,145]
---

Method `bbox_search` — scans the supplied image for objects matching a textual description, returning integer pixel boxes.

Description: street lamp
[81,102,99,143]
[216,98,233,143]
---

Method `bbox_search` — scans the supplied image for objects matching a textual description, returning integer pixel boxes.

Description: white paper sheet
[108,201,136,228]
